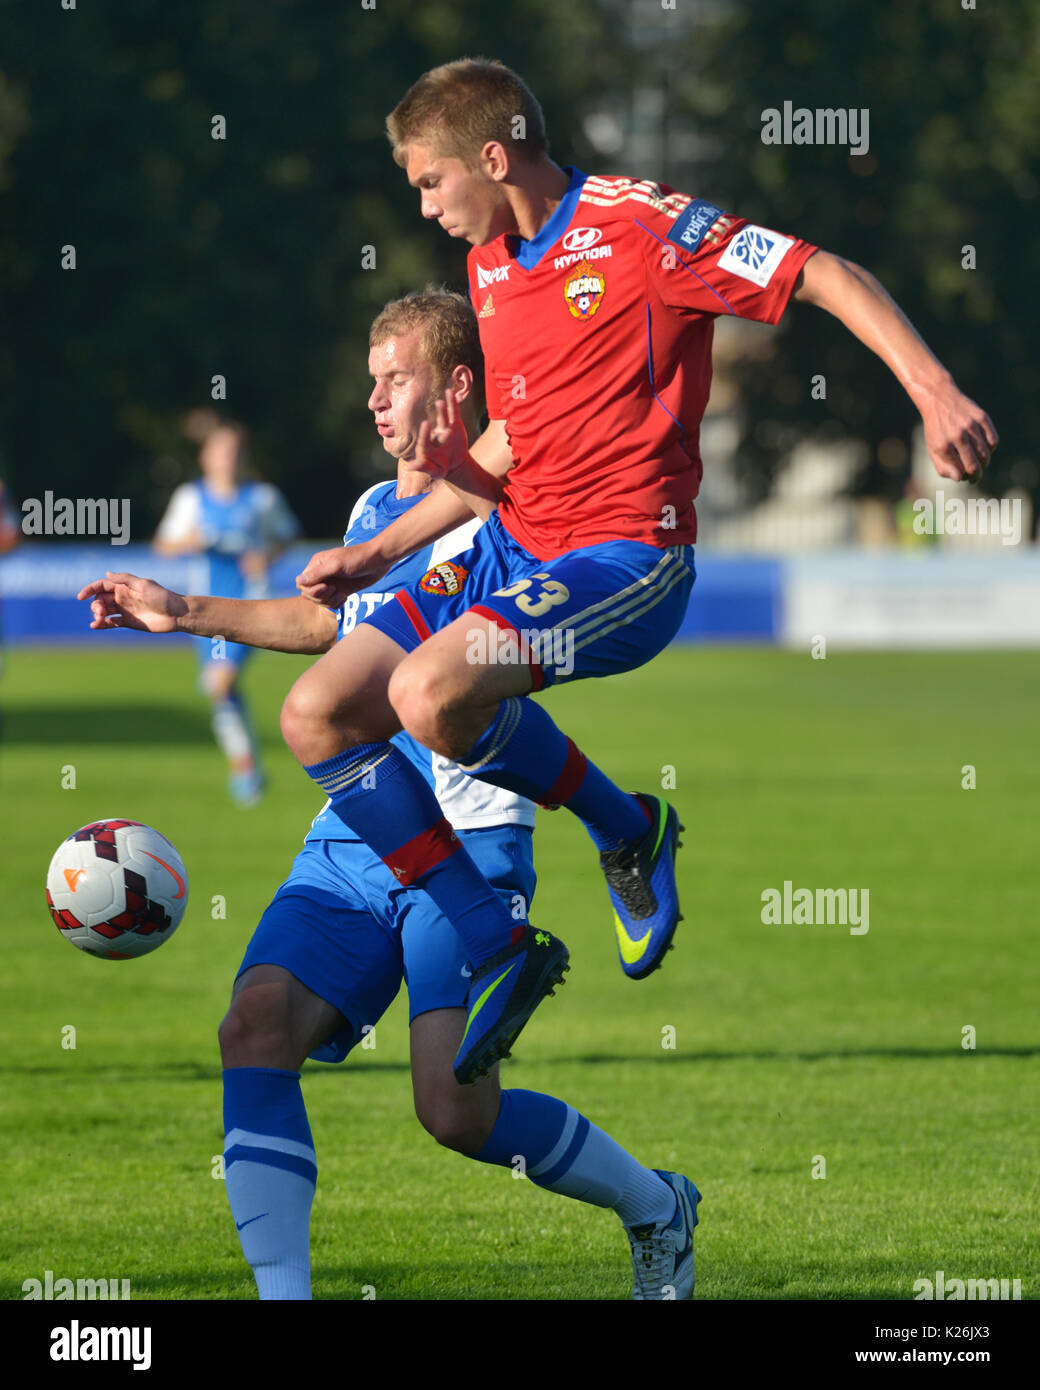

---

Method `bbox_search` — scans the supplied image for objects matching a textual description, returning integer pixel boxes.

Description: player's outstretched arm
[77,573,338,654]
[153,530,205,556]
[792,250,998,482]
[297,480,479,607]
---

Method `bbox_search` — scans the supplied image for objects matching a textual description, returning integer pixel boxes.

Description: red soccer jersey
[466,168,818,560]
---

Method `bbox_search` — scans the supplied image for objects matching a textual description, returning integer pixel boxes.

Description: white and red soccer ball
[46,820,188,959]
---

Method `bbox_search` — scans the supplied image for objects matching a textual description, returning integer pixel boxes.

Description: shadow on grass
[95,1266,920,1301]
[1,702,212,746]
[122,1260,625,1300]
[563,1047,1040,1064]
[8,1045,1039,1084]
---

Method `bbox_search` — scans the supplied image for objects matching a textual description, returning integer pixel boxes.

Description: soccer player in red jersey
[282,60,997,1086]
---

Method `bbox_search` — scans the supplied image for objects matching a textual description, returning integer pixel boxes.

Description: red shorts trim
[468,603,545,693]
[396,590,432,642]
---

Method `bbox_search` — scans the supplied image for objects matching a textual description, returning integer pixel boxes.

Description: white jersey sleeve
[346,482,390,535]
[253,483,302,547]
[154,482,201,544]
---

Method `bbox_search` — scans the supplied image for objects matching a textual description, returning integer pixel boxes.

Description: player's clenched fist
[918,384,999,484]
[296,545,389,608]
[77,572,188,631]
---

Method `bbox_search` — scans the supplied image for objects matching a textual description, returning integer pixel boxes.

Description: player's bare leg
[409,1005,700,1298]
[388,612,533,759]
[280,621,405,765]
[410,1009,500,1154]
[219,964,347,1071]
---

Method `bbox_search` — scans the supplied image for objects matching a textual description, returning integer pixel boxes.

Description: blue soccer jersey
[305,481,536,842]
[238,479,537,1056]
[156,479,300,598]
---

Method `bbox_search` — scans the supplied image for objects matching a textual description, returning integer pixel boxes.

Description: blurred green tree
[0,0,628,536]
[669,0,1039,523]
[2,1,1035,537]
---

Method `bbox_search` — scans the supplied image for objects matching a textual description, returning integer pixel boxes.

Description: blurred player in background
[154,419,301,805]
[80,290,700,1301]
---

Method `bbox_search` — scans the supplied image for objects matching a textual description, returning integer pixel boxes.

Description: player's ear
[479,141,510,182]
[448,363,474,405]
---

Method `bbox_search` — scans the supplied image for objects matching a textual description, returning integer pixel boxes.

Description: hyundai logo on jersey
[561,226,603,251]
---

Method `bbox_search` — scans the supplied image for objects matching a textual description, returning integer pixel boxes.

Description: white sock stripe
[456,696,524,774]
[224,1128,316,1164]
[315,749,394,795]
[565,548,688,643]
[527,1106,580,1178]
[570,562,692,656]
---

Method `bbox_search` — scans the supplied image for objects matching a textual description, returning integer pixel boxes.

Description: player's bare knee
[389,656,469,756]
[281,686,343,764]
[218,983,294,1067]
[389,662,453,754]
[413,1075,498,1155]
[416,1103,494,1156]
[279,686,314,762]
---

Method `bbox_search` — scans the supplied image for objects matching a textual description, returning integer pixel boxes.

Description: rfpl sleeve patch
[666,198,727,253]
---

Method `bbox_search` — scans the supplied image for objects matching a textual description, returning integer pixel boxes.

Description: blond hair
[387,58,547,170]
[369,288,485,415]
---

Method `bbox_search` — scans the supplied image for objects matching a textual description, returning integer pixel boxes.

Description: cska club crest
[564,258,605,320]
[419,560,468,597]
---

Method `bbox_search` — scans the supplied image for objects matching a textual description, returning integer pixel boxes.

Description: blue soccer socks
[223,1068,317,1300]
[305,741,519,967]
[472,1089,676,1227]
[458,697,650,851]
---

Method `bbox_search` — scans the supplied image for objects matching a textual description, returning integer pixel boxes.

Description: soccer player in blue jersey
[154,420,301,805]
[79,289,701,1300]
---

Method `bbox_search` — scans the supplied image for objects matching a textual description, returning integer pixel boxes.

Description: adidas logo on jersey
[478,295,495,318]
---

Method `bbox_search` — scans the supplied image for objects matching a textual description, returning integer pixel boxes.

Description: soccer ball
[45,819,188,960]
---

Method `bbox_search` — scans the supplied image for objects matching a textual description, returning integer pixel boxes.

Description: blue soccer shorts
[363,510,696,689]
[236,823,536,1063]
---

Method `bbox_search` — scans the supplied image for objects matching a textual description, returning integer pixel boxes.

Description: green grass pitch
[0,642,1035,1300]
